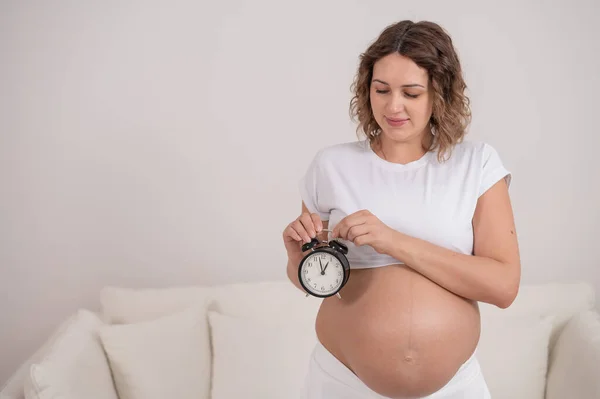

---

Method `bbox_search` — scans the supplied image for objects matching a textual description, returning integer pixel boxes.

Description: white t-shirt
[298,139,511,269]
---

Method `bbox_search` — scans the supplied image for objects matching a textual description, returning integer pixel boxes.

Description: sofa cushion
[101,281,592,336]
[22,310,118,399]
[546,310,600,399]
[99,305,210,399]
[477,314,554,399]
[100,280,321,324]
[479,281,595,348]
[99,281,321,399]
[207,310,318,399]
[1,313,80,399]
[100,285,213,324]
[98,280,591,399]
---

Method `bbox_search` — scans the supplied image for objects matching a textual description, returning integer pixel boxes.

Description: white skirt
[301,341,492,399]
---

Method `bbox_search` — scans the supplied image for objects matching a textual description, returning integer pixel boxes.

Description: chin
[381,128,419,143]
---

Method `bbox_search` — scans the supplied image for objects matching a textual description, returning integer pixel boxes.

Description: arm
[286,202,329,293]
[286,256,306,293]
[388,179,521,308]
[332,178,521,308]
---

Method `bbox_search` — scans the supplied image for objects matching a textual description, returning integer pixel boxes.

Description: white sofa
[1,280,599,399]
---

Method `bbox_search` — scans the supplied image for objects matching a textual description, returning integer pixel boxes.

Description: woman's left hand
[331,210,397,255]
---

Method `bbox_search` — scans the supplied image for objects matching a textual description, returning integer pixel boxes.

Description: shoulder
[443,140,502,166]
[449,140,511,194]
[449,139,492,156]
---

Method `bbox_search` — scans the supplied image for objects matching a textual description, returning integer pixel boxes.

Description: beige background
[1,0,598,386]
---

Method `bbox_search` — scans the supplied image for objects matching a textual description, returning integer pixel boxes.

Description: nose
[386,91,406,114]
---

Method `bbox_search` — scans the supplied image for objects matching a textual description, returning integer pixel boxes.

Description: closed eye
[375,89,420,99]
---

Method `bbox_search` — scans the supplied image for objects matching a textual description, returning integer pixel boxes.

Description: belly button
[404,355,415,364]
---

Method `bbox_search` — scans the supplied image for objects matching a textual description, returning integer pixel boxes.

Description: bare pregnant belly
[315,264,482,398]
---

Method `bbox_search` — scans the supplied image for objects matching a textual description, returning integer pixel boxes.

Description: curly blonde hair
[349,20,472,162]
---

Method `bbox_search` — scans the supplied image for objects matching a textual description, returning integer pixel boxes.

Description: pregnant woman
[283,20,520,399]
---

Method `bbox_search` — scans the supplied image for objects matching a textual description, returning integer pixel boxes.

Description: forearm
[387,232,519,308]
[286,256,306,293]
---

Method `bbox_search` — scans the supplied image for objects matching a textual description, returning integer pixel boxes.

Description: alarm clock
[298,233,350,299]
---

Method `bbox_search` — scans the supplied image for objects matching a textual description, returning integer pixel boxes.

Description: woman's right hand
[282,211,324,261]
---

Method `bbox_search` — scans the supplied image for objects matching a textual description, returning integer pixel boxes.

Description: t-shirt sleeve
[298,149,330,221]
[479,143,512,197]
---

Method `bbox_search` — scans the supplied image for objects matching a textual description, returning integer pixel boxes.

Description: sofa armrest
[545,310,600,399]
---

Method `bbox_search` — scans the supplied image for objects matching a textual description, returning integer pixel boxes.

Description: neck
[374,131,434,165]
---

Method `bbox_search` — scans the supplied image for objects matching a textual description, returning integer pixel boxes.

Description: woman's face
[369,53,434,145]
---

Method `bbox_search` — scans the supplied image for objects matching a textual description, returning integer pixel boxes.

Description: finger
[284,225,303,242]
[331,212,360,238]
[353,232,371,247]
[316,229,329,242]
[291,220,312,243]
[347,224,370,242]
[334,216,367,239]
[331,216,347,238]
[331,219,344,239]
[299,213,317,239]
[341,220,367,241]
[310,213,323,233]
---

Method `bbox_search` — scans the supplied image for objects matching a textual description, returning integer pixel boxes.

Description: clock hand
[318,259,324,273]
[323,262,329,272]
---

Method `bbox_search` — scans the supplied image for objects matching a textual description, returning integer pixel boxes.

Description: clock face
[300,252,344,296]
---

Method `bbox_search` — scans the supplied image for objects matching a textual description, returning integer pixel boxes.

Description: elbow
[496,290,517,309]
[495,268,520,309]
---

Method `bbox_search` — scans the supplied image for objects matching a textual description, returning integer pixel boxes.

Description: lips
[385,116,409,127]
[386,117,409,122]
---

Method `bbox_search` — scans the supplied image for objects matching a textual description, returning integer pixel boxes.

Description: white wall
[1,0,598,386]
